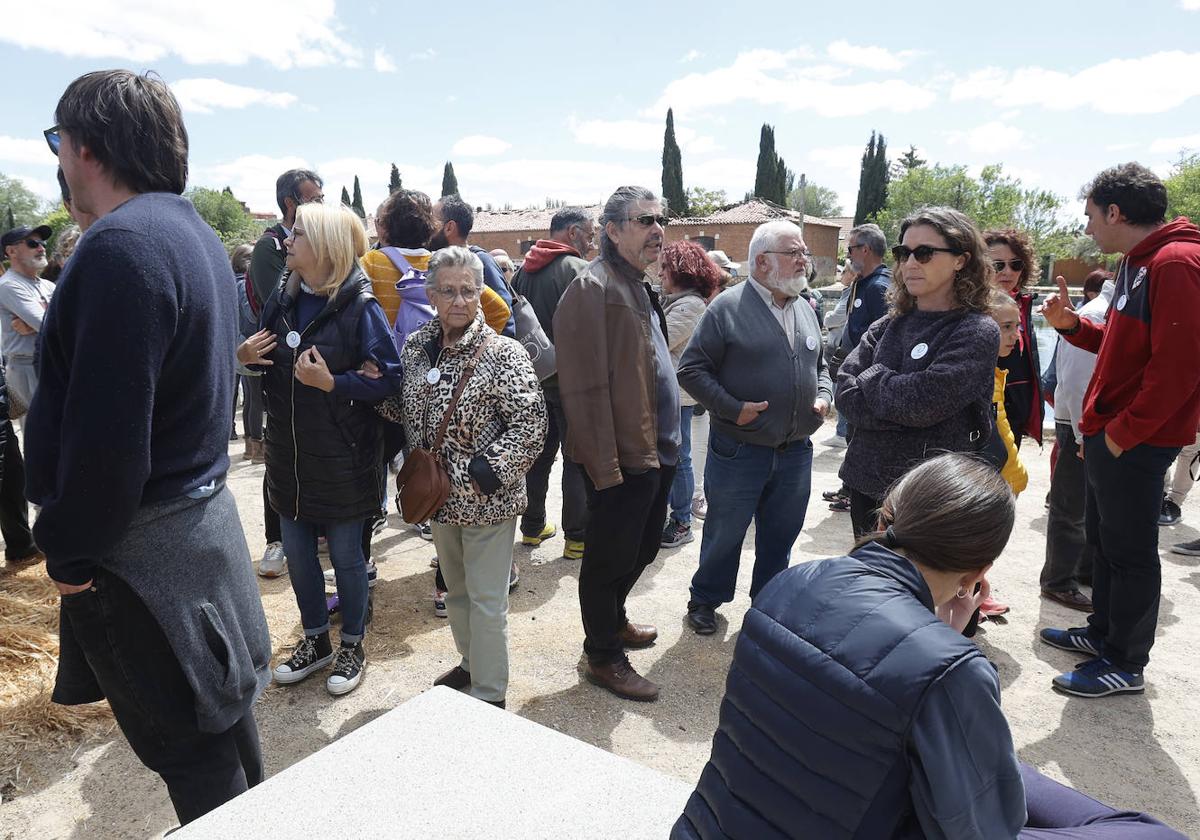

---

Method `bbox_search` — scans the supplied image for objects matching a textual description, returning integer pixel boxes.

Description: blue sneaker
[1052,657,1144,698]
[1039,626,1101,656]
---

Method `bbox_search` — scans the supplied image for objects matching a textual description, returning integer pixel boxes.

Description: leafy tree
[186,186,259,247]
[441,162,459,197]
[854,131,889,225]
[787,182,843,218]
[388,163,402,194]
[1165,153,1200,222]
[892,145,926,178]
[38,206,73,254]
[0,173,45,229]
[661,108,687,217]
[340,185,352,207]
[686,187,727,216]
[351,175,366,219]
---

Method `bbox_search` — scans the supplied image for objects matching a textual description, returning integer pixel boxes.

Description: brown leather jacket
[553,254,669,490]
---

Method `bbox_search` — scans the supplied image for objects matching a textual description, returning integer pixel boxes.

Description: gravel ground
[2,415,1197,839]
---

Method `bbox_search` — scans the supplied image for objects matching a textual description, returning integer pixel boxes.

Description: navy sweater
[27,193,236,585]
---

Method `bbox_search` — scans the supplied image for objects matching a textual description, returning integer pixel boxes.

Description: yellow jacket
[360,248,511,335]
[994,368,1028,495]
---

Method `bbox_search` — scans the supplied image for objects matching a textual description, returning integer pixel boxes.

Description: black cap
[1,225,53,251]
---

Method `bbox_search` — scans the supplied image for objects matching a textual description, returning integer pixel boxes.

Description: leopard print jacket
[378,310,547,527]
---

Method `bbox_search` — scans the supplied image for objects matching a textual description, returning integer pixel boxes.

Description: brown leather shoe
[433,665,471,690]
[1041,588,1093,613]
[619,621,658,648]
[585,657,660,702]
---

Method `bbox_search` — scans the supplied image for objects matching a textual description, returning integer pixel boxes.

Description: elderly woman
[379,245,546,708]
[237,203,402,697]
[984,228,1043,447]
[836,207,999,538]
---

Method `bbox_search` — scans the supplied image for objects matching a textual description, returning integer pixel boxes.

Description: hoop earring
[956,586,969,599]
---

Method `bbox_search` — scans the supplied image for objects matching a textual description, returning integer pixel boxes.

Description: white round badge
[910,342,929,360]
[806,335,817,351]
[426,367,441,385]
[1116,294,1128,311]
[853,299,863,308]
[285,330,301,349]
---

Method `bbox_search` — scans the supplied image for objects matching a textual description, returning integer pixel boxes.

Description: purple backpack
[382,248,436,350]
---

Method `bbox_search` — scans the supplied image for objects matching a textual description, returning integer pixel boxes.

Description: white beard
[30,254,48,273]
[764,266,808,297]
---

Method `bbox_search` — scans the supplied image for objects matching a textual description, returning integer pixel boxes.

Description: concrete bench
[175,686,693,839]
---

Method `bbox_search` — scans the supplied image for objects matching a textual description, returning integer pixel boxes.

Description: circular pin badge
[426,367,441,385]
[910,342,929,360]
[853,299,862,308]
[806,335,817,351]
[1116,294,1128,311]
[285,330,301,349]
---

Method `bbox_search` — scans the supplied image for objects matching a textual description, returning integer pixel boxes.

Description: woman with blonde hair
[238,203,402,696]
[985,228,1044,447]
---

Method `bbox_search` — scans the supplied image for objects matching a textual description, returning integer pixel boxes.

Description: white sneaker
[324,562,377,587]
[258,542,287,578]
[413,521,433,541]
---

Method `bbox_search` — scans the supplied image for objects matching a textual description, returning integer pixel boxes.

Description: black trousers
[580,466,674,664]
[1083,434,1179,672]
[0,419,36,559]
[521,393,589,542]
[1042,423,1093,591]
[849,489,883,541]
[58,567,263,825]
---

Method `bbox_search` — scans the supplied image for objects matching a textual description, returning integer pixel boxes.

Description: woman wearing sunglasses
[835,207,999,538]
[985,229,1043,448]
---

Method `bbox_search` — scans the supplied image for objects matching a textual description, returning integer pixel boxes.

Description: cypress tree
[866,133,889,222]
[340,186,351,207]
[854,132,879,225]
[351,176,366,219]
[661,108,688,217]
[5,206,13,230]
[754,124,777,201]
[388,164,402,193]
[441,162,459,197]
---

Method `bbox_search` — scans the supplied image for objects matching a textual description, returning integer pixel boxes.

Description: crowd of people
[4,69,1199,837]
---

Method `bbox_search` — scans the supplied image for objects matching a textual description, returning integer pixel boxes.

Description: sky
[2,0,1199,223]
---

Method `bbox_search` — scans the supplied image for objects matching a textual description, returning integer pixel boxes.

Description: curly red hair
[661,240,721,298]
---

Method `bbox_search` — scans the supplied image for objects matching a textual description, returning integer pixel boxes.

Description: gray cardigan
[678,281,832,447]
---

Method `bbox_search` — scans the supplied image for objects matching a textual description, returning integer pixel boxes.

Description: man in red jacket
[1040,163,1200,698]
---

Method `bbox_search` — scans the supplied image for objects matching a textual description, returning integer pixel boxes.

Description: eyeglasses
[991,259,1024,272]
[44,124,61,156]
[891,244,962,264]
[764,248,812,261]
[23,238,46,249]
[846,243,863,253]
[430,286,479,303]
[626,214,669,228]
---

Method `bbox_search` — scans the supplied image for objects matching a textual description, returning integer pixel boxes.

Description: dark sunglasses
[24,238,46,249]
[991,259,1024,272]
[44,124,60,156]
[892,244,961,264]
[626,213,669,228]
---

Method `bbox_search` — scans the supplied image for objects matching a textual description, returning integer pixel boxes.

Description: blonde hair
[987,288,1020,316]
[294,203,368,295]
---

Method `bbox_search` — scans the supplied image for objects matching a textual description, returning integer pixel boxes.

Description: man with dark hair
[30,70,270,824]
[1041,162,1200,698]
[248,167,323,577]
[430,194,515,336]
[512,207,595,559]
[555,187,679,701]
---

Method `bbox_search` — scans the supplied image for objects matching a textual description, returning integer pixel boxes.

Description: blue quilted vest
[673,543,987,840]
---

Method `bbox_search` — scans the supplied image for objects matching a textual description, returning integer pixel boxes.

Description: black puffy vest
[260,267,383,522]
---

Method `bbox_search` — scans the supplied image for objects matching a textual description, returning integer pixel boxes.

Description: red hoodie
[1065,217,1200,450]
[522,239,580,272]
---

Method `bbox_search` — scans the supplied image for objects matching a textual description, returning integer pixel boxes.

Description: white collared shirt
[747,275,797,349]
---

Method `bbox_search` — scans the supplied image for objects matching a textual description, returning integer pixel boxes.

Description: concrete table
[175,686,694,839]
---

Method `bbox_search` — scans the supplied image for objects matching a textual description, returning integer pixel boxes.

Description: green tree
[686,187,727,216]
[661,108,688,217]
[441,162,459,197]
[186,186,258,247]
[38,206,73,254]
[787,182,843,218]
[0,173,45,229]
[854,131,889,225]
[752,124,793,205]
[1165,153,1200,222]
[351,175,366,219]
[892,145,926,178]
[340,185,352,207]
[388,163,402,194]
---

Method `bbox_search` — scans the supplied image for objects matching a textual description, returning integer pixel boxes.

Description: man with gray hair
[555,187,679,701]
[678,220,832,635]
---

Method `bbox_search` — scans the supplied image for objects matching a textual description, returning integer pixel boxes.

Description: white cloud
[411,48,437,61]
[646,48,937,119]
[806,145,865,177]
[373,48,397,73]
[1182,0,1200,10]
[1149,133,1200,154]
[945,121,1029,156]
[451,135,512,157]
[0,136,54,166]
[14,174,59,204]
[682,49,703,63]
[3,0,361,69]
[826,40,918,72]
[171,79,298,115]
[950,51,1200,114]
[568,116,720,155]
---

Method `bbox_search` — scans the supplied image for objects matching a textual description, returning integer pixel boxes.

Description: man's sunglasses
[44,124,60,156]
[991,259,1024,272]
[626,214,669,228]
[891,244,962,264]
[23,238,46,249]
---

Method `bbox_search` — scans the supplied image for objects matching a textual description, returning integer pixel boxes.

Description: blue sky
[2,0,1199,223]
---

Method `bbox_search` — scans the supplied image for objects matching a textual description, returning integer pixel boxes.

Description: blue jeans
[279,517,368,644]
[669,405,696,525]
[689,429,813,607]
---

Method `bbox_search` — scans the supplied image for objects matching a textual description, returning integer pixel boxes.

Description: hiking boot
[1159,498,1182,526]
[585,657,660,702]
[686,602,718,636]
[258,542,287,578]
[326,642,365,696]
[1039,626,1101,657]
[521,523,557,546]
[563,540,585,560]
[273,632,333,685]
[1052,657,1144,698]
[661,519,694,548]
[1171,537,1200,556]
[620,621,658,649]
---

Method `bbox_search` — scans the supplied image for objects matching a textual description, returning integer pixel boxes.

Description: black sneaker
[370,511,388,536]
[326,642,365,696]
[686,601,717,635]
[1172,537,1200,556]
[273,632,333,685]
[1159,498,1182,526]
[661,520,694,548]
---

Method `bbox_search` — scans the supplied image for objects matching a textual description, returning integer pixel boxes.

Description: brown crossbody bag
[396,333,491,523]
